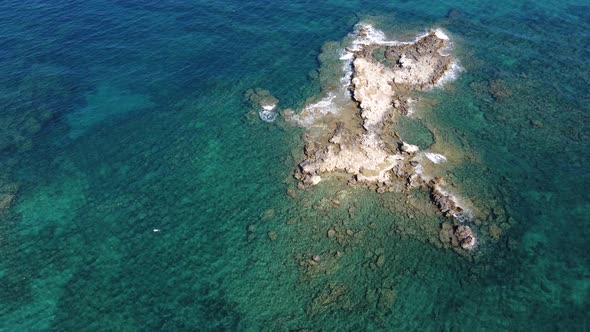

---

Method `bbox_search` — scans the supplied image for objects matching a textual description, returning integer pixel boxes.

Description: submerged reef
[0,66,78,222]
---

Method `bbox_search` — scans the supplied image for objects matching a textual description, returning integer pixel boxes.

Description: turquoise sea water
[0,0,589,330]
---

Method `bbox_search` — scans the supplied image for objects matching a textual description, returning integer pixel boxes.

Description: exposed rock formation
[439,223,477,250]
[286,24,477,250]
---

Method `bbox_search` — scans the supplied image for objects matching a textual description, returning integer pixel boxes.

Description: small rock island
[253,23,479,251]
[294,24,476,251]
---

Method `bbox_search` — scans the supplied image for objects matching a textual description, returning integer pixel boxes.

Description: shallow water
[0,0,589,330]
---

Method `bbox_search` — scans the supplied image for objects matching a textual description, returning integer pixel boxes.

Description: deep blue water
[0,0,589,330]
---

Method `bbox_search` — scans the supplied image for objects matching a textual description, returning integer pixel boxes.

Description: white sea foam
[435,186,473,223]
[261,103,276,111]
[339,49,355,91]
[434,28,450,40]
[424,152,447,164]
[305,93,337,114]
[339,50,354,61]
[406,98,416,116]
[349,23,410,50]
[435,60,463,87]
[291,92,338,127]
[259,109,278,122]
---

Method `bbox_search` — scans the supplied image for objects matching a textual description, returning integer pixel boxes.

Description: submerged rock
[446,9,463,19]
[0,194,15,211]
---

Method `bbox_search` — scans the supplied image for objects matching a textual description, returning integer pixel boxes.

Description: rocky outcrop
[244,88,279,122]
[294,28,454,188]
[286,24,477,251]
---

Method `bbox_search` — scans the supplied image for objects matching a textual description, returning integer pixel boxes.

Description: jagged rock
[446,9,463,19]
[455,225,476,250]
[287,188,297,199]
[439,223,477,250]
[267,231,278,241]
[430,178,465,217]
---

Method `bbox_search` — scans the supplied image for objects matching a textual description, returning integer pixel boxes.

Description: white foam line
[261,103,276,111]
[435,60,463,87]
[424,152,447,164]
[259,109,278,122]
[434,28,450,40]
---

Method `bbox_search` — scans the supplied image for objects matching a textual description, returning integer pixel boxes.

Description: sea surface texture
[0,0,589,330]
